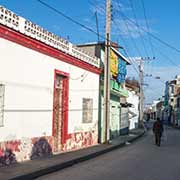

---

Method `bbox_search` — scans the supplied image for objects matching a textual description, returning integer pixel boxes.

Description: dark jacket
[153,121,164,134]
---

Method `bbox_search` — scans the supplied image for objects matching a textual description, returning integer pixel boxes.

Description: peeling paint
[16,137,32,161]
[62,130,98,151]
[0,136,53,166]
[0,149,17,167]
[0,130,97,167]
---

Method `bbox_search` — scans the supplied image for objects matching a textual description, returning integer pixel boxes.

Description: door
[110,103,120,139]
[120,107,129,135]
[53,75,64,152]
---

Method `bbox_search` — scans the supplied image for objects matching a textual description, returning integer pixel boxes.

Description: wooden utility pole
[139,60,144,125]
[103,0,111,143]
[138,57,154,126]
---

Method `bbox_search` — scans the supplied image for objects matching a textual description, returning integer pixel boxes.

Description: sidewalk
[0,128,145,180]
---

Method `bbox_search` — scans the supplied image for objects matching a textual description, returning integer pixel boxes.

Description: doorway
[53,70,69,152]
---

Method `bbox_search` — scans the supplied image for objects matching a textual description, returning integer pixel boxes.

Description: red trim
[0,25,101,75]
[55,69,69,77]
[52,69,69,145]
[52,71,57,138]
[62,77,69,143]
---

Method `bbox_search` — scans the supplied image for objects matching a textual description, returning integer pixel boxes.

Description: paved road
[37,127,180,180]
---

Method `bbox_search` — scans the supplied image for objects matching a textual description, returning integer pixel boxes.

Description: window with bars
[82,98,93,123]
[0,84,5,127]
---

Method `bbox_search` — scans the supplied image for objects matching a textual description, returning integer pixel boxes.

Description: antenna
[95,11,100,42]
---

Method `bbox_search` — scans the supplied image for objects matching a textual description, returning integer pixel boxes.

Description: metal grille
[0,84,5,126]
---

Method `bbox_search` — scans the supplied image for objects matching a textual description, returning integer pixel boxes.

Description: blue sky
[1,0,180,105]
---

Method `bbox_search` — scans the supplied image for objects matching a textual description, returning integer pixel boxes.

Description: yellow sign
[110,50,118,77]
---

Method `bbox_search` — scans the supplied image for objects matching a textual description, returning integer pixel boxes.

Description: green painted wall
[99,92,121,142]
[110,94,121,139]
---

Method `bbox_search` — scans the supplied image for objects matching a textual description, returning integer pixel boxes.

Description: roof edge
[111,47,131,65]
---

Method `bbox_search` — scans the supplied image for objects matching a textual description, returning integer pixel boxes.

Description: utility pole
[103,0,111,143]
[138,57,155,127]
[139,60,144,125]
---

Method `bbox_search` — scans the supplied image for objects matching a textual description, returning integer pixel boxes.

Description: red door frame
[52,69,69,145]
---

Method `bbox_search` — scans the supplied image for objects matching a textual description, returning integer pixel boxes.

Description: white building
[127,91,139,129]
[0,6,101,164]
[126,79,139,130]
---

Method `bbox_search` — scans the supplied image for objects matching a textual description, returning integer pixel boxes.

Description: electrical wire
[88,0,106,14]
[140,0,155,57]
[37,0,180,69]
[123,49,139,75]
[37,0,141,84]
[37,0,172,102]
[128,0,154,78]
[114,0,143,58]
[37,0,172,70]
[115,0,155,80]
[37,0,106,42]
[129,0,155,77]
[119,10,180,54]
[112,19,140,75]
[127,0,149,58]
[70,72,87,80]
[155,48,180,69]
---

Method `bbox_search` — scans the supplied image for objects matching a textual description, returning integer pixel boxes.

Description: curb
[128,130,145,143]
[10,131,145,180]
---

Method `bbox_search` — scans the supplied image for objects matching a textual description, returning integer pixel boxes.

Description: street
[37,127,180,180]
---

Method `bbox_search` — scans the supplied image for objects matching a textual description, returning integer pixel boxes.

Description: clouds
[112,18,147,38]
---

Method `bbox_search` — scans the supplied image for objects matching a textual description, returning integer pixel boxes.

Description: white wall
[0,38,99,142]
[127,90,139,130]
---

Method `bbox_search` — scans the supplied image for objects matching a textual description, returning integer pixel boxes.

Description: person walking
[153,117,164,146]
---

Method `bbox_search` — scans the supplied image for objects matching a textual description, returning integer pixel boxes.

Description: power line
[111,18,140,75]
[114,0,143,57]
[37,0,180,69]
[123,48,139,75]
[88,0,106,14]
[112,19,140,76]
[140,0,155,57]
[88,0,106,32]
[116,0,155,79]
[37,0,124,52]
[128,0,149,58]
[37,0,106,41]
[89,0,140,76]
[119,10,180,54]
[155,48,180,69]
[112,21,136,56]
[38,0,139,79]
[95,11,100,42]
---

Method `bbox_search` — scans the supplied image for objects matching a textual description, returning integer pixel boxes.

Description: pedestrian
[153,117,164,146]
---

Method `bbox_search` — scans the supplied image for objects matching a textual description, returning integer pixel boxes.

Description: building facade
[77,42,130,142]
[163,75,180,126]
[0,6,101,165]
[126,79,140,130]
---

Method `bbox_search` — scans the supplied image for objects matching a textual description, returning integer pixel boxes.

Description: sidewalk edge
[10,131,145,180]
